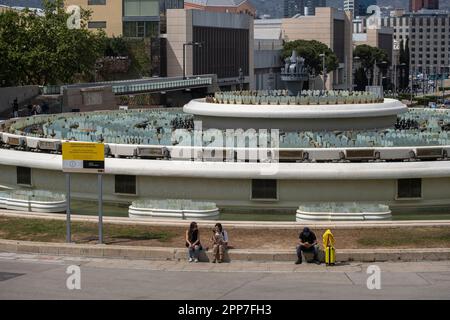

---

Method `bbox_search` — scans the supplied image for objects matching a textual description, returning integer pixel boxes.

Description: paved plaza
[0,252,449,299]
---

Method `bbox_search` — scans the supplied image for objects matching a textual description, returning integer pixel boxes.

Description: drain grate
[0,272,25,282]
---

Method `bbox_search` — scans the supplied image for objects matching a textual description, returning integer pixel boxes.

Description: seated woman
[211,223,228,263]
[185,222,202,263]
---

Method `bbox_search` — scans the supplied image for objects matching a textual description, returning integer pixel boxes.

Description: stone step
[1,239,449,263]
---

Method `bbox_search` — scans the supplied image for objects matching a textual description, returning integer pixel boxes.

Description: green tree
[282,39,339,76]
[353,44,390,88]
[0,0,106,86]
[104,36,129,57]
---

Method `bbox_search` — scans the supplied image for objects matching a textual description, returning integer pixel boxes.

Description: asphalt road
[0,253,450,300]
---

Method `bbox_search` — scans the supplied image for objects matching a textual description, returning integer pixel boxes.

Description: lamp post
[379,61,387,91]
[183,42,202,80]
[410,66,415,105]
[399,62,406,97]
[238,67,245,91]
[319,53,327,92]
[352,56,360,92]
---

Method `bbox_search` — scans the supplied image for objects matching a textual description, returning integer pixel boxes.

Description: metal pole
[410,67,414,104]
[66,173,71,243]
[183,44,186,80]
[98,174,103,244]
[322,54,325,91]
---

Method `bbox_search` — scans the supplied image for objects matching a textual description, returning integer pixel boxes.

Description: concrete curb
[1,239,449,263]
[2,210,450,229]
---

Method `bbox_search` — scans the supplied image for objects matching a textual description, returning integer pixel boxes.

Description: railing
[112,77,213,94]
[41,85,62,95]
[40,75,214,96]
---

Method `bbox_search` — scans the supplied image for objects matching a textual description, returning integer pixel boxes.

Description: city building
[184,0,256,17]
[353,27,394,63]
[410,0,439,12]
[166,9,255,90]
[353,26,395,88]
[65,0,185,77]
[254,19,284,90]
[357,11,450,75]
[344,0,358,16]
[255,7,354,91]
[65,0,185,37]
[282,7,354,90]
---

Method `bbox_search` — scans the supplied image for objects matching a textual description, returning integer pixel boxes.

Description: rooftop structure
[184,0,256,17]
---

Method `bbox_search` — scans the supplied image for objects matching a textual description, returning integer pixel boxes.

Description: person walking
[185,221,202,263]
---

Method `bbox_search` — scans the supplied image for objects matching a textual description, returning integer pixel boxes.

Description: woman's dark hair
[188,221,197,239]
[215,223,223,232]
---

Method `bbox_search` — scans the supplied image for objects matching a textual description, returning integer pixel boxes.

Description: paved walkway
[1,253,450,299]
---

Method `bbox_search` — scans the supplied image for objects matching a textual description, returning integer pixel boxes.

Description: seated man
[296,227,320,265]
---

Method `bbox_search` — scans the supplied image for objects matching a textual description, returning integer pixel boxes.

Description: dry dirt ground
[1,217,449,250]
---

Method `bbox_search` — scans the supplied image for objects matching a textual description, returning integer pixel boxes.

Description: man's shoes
[188,258,193,263]
[212,259,217,263]
[295,259,302,265]
[194,258,199,263]
[313,259,321,265]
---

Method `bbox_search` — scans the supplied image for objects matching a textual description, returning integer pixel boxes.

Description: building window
[115,175,137,195]
[251,179,277,200]
[88,21,107,29]
[397,179,422,199]
[17,167,31,186]
[88,0,106,4]
[124,0,159,16]
[123,21,158,38]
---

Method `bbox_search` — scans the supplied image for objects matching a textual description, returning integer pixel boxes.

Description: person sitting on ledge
[185,221,202,263]
[211,223,228,263]
[296,227,321,265]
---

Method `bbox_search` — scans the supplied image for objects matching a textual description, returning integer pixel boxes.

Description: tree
[282,40,339,76]
[353,44,390,88]
[104,36,129,57]
[0,0,106,86]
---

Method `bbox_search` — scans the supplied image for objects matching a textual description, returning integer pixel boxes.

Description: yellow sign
[62,142,105,173]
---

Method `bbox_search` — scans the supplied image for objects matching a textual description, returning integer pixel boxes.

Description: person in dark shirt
[185,221,202,263]
[296,227,320,265]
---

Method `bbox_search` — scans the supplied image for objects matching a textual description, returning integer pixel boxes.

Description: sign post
[62,142,105,244]
[98,174,103,244]
[66,173,71,243]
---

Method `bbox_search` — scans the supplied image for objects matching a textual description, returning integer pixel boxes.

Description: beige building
[65,0,123,37]
[254,8,353,91]
[166,9,255,90]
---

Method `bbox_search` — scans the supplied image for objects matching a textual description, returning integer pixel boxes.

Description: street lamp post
[183,42,202,80]
[319,53,327,92]
[238,68,245,91]
[410,66,415,105]
[352,56,360,92]
[379,61,387,91]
